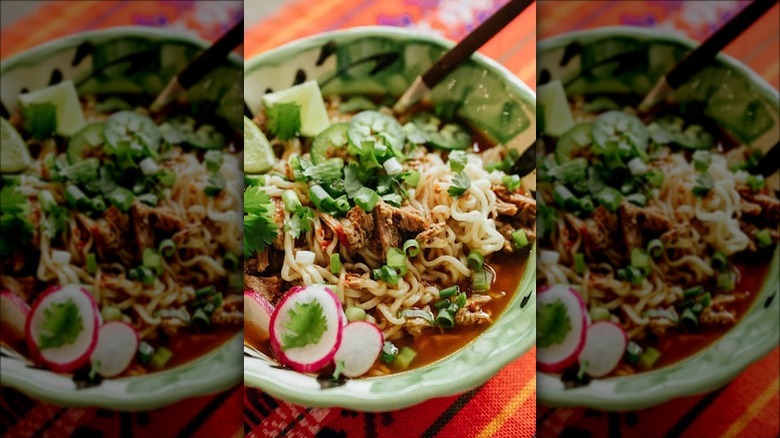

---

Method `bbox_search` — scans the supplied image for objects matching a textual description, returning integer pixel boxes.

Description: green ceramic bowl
[537,27,780,411]
[0,27,243,411]
[243,26,536,412]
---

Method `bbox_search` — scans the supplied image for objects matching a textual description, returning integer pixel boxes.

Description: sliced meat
[455,294,493,326]
[584,206,617,253]
[319,207,375,251]
[93,207,129,255]
[700,307,736,326]
[495,199,518,217]
[405,317,432,337]
[738,187,780,221]
[344,272,371,290]
[618,202,671,252]
[416,223,447,246]
[130,201,184,254]
[271,197,285,249]
[0,275,35,301]
[212,294,243,325]
[244,274,283,304]
[492,185,536,228]
[373,201,428,256]
[648,317,675,337]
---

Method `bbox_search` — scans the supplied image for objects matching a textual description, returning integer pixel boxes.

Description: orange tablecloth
[537,1,780,437]
[0,2,243,437]
[243,1,537,437]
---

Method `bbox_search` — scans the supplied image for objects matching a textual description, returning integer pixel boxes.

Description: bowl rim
[536,26,780,411]
[243,25,536,411]
[0,26,243,411]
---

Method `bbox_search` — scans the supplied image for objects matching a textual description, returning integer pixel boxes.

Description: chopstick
[639,0,778,113]
[150,19,244,114]
[393,0,534,113]
[755,141,780,177]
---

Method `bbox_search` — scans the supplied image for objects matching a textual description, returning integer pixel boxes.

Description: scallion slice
[439,285,459,299]
[647,239,663,258]
[435,308,455,328]
[711,251,728,271]
[309,185,336,212]
[345,306,366,322]
[630,247,650,273]
[574,253,586,275]
[150,347,173,370]
[511,229,528,249]
[107,187,135,212]
[395,346,417,369]
[638,347,661,370]
[282,189,302,212]
[223,251,239,270]
[142,248,163,276]
[86,253,98,275]
[467,251,484,271]
[137,341,155,364]
[354,187,379,212]
[159,239,176,258]
[755,229,773,249]
[715,271,734,291]
[472,268,492,291]
[330,253,341,274]
[387,247,406,270]
[403,239,420,257]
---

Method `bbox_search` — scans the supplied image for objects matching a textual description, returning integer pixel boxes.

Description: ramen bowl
[537,27,780,411]
[243,26,536,411]
[0,27,243,410]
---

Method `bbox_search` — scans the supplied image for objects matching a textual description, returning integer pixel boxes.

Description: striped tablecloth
[536,1,780,437]
[0,2,243,437]
[243,1,537,437]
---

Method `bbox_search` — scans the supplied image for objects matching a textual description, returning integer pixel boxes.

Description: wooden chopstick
[394,0,534,113]
[151,19,244,113]
[639,0,778,112]
[755,141,780,177]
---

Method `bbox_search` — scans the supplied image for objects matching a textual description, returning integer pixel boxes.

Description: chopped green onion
[156,169,176,188]
[625,341,643,364]
[511,229,528,249]
[330,253,341,274]
[192,307,210,327]
[693,172,714,197]
[434,299,450,310]
[107,187,135,212]
[699,292,711,308]
[439,285,459,299]
[589,306,610,322]
[574,253,586,275]
[579,195,595,213]
[382,341,399,363]
[387,247,406,270]
[684,286,704,298]
[404,170,420,187]
[228,272,243,292]
[596,187,623,212]
[503,174,522,192]
[101,306,122,322]
[448,150,468,172]
[644,169,664,188]
[472,268,492,291]
[626,193,647,206]
[38,190,57,212]
[373,265,399,285]
[309,185,336,212]
[467,251,484,271]
[647,239,663,258]
[90,195,106,213]
[716,271,735,291]
[282,190,302,212]
[638,347,661,370]
[159,239,176,259]
[435,308,455,328]
[454,292,467,308]
[403,239,420,257]
[755,229,773,249]
[150,347,173,370]
[692,150,711,173]
[552,184,578,211]
[223,251,239,270]
[334,195,350,214]
[64,185,89,210]
[345,306,366,322]
[395,346,417,370]
[137,341,155,364]
[142,248,163,276]
[353,187,379,212]
[712,251,728,271]
[244,174,265,186]
[681,308,698,327]
[86,253,98,275]
[631,248,650,274]
[204,150,223,173]
[746,174,765,192]
[195,286,215,298]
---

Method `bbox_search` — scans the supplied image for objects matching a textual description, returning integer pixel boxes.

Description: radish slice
[0,291,30,344]
[578,321,627,377]
[537,284,587,373]
[90,321,139,377]
[245,290,274,343]
[333,321,384,378]
[25,285,99,372]
[269,285,344,373]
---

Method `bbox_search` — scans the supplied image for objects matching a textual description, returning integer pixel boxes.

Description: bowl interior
[536,27,780,411]
[243,27,536,411]
[0,27,243,410]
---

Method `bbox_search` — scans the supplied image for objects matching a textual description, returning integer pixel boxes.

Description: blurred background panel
[0,2,243,438]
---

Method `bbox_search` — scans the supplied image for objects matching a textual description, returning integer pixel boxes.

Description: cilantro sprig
[0,186,33,257]
[281,300,328,350]
[37,298,84,350]
[537,300,572,348]
[244,186,279,257]
[267,102,302,140]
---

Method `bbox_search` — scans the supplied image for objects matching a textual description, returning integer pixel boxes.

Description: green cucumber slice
[104,111,160,158]
[555,123,593,164]
[347,111,405,151]
[592,111,648,159]
[67,123,105,164]
[311,123,350,164]
[538,80,574,137]
[410,113,471,150]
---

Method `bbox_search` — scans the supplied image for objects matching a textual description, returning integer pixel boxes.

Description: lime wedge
[244,116,276,173]
[1,117,32,173]
[261,80,331,137]
[18,80,86,137]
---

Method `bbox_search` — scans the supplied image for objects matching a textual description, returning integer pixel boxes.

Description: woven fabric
[243,1,536,437]
[0,2,243,437]
[536,1,780,437]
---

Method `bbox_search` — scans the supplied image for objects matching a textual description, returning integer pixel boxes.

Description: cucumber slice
[18,80,86,137]
[311,123,349,164]
[652,115,714,150]
[261,80,331,137]
[67,123,105,164]
[166,116,225,150]
[555,123,593,164]
[104,111,161,158]
[538,80,574,137]
[244,115,276,174]
[0,117,32,173]
[410,113,471,150]
[592,111,648,158]
[347,111,405,152]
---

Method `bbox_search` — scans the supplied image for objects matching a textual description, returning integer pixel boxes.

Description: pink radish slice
[269,285,344,373]
[25,285,99,373]
[245,290,274,343]
[537,284,587,373]
[1,291,30,344]
[90,321,139,377]
[333,321,384,378]
[577,321,627,377]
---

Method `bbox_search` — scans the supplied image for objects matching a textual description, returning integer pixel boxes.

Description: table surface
[536,1,779,437]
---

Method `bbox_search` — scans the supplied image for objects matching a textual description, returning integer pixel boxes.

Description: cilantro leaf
[0,185,27,215]
[0,186,33,257]
[41,206,69,239]
[37,298,84,350]
[692,172,714,197]
[266,103,301,140]
[448,150,468,172]
[447,172,471,198]
[244,186,278,257]
[285,205,315,239]
[343,163,363,198]
[537,300,572,348]
[204,172,226,197]
[281,300,328,350]
[22,103,58,140]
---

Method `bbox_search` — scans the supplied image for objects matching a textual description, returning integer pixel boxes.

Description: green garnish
[448,150,468,172]
[285,205,315,239]
[447,172,470,198]
[503,174,522,192]
[37,298,84,350]
[204,172,226,197]
[243,186,279,257]
[354,187,379,212]
[537,300,571,348]
[0,186,33,257]
[281,300,328,350]
[382,341,399,363]
[266,102,302,140]
[22,103,57,140]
